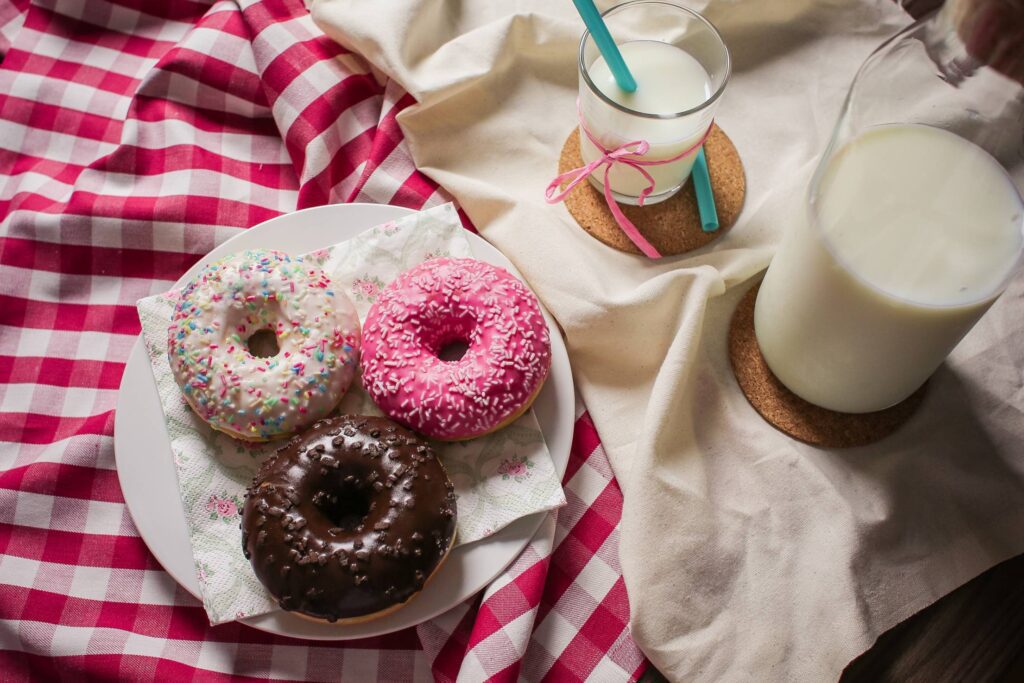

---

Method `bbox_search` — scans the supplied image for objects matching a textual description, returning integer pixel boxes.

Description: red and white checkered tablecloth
[0,0,648,680]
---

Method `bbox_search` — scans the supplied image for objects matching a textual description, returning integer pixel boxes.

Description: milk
[580,40,713,201]
[755,124,1023,413]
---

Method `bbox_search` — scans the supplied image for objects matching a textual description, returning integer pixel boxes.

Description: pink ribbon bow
[546,104,713,259]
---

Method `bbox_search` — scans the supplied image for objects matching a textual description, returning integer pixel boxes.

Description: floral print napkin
[135,203,566,624]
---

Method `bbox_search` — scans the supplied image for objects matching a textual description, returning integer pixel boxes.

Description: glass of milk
[754,3,1024,414]
[577,1,730,205]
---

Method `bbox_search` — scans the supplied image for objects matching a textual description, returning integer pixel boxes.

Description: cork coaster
[557,125,745,256]
[728,283,925,448]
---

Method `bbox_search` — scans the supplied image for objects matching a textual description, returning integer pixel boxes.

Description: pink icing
[360,258,552,440]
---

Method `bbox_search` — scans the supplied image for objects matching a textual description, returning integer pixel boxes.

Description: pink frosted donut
[360,258,552,441]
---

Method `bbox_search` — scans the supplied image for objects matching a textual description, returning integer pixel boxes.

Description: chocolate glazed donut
[241,415,457,623]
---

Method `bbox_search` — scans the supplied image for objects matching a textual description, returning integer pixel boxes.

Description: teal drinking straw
[693,147,719,232]
[572,0,637,93]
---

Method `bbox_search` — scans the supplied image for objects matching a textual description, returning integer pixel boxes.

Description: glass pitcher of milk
[577,1,730,205]
[754,1,1024,414]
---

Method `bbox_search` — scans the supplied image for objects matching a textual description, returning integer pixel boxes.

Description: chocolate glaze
[241,415,457,622]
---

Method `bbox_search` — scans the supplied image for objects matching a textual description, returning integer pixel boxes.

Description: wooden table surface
[840,553,1024,682]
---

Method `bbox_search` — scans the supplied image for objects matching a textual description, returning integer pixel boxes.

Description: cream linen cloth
[311,1,1024,680]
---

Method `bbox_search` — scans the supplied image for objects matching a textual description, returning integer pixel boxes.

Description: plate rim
[113,202,574,640]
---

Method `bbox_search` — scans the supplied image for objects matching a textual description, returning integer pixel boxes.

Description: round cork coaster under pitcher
[556,124,746,256]
[728,282,926,448]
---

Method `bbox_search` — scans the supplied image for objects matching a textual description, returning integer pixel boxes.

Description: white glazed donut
[168,249,360,442]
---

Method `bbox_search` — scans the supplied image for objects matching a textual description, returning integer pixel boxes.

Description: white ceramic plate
[114,203,574,640]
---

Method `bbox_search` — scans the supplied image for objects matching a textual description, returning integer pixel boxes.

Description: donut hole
[438,340,470,362]
[431,316,476,363]
[315,481,372,530]
[246,329,280,358]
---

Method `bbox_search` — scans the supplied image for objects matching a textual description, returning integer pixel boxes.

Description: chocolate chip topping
[241,415,457,622]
